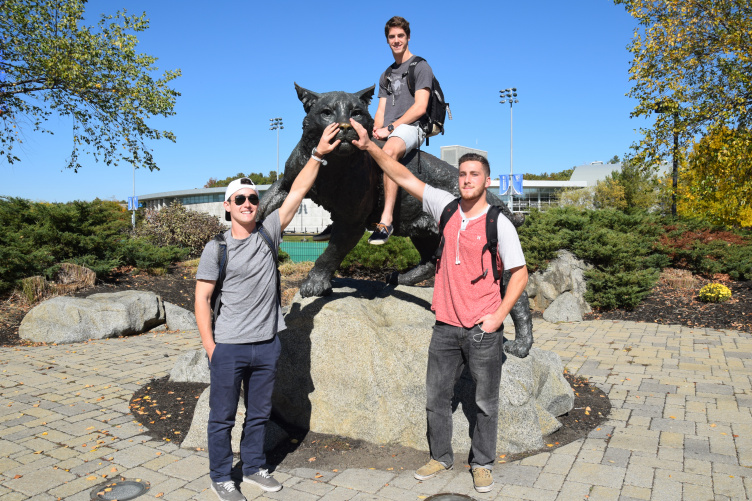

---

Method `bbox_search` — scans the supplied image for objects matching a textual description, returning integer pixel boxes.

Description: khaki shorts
[389,124,426,155]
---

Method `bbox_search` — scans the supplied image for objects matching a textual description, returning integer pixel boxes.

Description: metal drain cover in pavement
[425,494,476,501]
[90,477,150,500]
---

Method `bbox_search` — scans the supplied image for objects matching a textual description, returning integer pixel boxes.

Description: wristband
[311,147,328,165]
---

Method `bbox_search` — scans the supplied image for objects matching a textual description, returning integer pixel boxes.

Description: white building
[139,186,332,234]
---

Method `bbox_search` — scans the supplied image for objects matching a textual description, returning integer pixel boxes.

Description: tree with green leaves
[0,0,180,171]
[204,171,281,188]
[593,161,658,212]
[616,0,751,198]
[523,168,574,181]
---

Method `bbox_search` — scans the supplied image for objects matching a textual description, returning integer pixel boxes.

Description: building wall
[285,199,332,233]
[140,189,331,233]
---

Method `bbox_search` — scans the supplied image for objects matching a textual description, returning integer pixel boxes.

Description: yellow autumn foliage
[678,127,752,228]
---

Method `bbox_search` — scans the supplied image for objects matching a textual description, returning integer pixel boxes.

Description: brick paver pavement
[1,319,750,500]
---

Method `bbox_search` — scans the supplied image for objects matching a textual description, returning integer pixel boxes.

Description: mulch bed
[128,371,610,471]
[585,273,752,333]
[2,265,749,470]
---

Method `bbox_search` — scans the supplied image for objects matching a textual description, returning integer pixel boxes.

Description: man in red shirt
[351,118,528,493]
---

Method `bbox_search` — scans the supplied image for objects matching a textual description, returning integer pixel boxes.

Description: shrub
[0,197,190,294]
[0,197,130,293]
[117,237,190,272]
[339,233,420,272]
[519,207,666,310]
[699,283,732,303]
[137,202,227,258]
[656,219,752,280]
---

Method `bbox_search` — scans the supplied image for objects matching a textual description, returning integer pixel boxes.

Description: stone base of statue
[272,279,574,455]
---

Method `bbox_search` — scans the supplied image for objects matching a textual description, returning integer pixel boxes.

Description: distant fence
[280,241,328,263]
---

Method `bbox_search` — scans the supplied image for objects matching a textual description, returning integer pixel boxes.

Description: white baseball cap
[224,177,257,201]
[224,178,257,221]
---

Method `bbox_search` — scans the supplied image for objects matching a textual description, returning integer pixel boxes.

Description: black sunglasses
[232,194,259,205]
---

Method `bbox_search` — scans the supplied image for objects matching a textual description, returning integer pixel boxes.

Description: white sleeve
[422,185,456,223]
[497,216,526,270]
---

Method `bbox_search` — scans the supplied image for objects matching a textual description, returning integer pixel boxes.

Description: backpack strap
[484,205,502,281]
[256,222,282,306]
[406,56,425,96]
[433,198,460,262]
[407,56,432,147]
[210,233,228,329]
[385,56,425,97]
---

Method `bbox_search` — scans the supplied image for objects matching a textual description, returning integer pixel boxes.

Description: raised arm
[350,118,426,202]
[278,123,341,230]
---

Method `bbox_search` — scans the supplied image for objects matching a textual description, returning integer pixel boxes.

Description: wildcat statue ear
[355,85,375,107]
[295,83,320,114]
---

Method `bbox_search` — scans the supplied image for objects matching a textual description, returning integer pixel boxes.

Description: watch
[311,146,327,165]
[387,124,394,133]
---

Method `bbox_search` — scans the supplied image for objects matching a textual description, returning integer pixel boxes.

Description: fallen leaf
[308,457,316,462]
[13,475,22,479]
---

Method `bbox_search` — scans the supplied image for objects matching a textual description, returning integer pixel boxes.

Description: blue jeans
[208,337,281,482]
[426,322,504,469]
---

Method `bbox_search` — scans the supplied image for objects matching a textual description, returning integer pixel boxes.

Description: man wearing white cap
[195,123,340,501]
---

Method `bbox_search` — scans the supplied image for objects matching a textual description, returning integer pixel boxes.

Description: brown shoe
[472,467,494,493]
[414,459,452,480]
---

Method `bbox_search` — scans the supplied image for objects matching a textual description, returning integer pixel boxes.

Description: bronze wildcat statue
[258,84,533,358]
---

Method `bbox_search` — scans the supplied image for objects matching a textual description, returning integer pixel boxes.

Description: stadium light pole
[500,88,519,211]
[269,118,284,181]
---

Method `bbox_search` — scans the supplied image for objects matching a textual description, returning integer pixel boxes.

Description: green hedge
[518,208,667,310]
[339,233,420,272]
[0,197,187,294]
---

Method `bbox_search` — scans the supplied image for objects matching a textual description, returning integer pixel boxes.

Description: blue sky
[2,0,646,203]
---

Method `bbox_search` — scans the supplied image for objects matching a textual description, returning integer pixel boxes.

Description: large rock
[164,302,198,331]
[527,250,592,321]
[181,385,289,452]
[270,279,574,455]
[19,291,165,344]
[170,349,210,383]
[543,291,583,323]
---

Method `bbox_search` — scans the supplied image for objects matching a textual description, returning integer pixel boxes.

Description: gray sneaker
[243,468,282,492]
[211,480,246,501]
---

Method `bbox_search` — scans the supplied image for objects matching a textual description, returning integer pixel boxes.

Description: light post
[269,117,284,180]
[500,88,519,211]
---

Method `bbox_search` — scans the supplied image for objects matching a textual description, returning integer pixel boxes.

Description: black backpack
[385,56,451,145]
[210,222,281,329]
[434,199,504,282]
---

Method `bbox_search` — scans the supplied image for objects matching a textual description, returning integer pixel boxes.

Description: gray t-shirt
[422,185,526,270]
[378,56,434,126]
[196,210,285,343]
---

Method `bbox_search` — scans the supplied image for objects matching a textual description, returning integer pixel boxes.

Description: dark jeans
[208,337,281,482]
[426,322,503,469]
